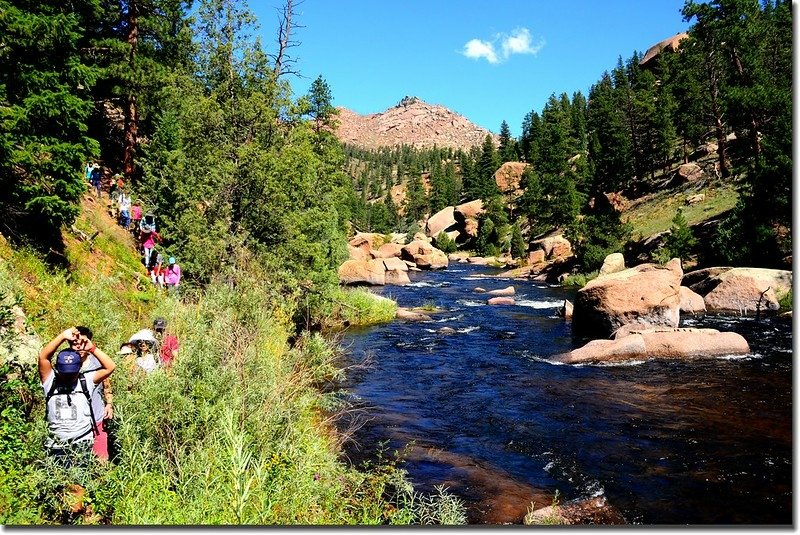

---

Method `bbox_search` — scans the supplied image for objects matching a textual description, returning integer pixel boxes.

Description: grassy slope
[0,195,427,525]
[622,181,739,241]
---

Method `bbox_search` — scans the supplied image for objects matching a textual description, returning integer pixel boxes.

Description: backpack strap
[43,377,59,422]
[78,374,100,437]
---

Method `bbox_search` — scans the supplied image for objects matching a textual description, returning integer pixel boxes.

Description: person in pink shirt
[140,229,160,267]
[131,202,143,233]
[164,257,181,290]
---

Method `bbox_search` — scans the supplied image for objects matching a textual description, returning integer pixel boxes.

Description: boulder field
[561,255,791,364]
[338,232,448,286]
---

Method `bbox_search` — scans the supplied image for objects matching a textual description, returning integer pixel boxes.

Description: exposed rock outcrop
[553,328,750,364]
[494,162,528,197]
[685,267,792,315]
[425,206,457,238]
[338,259,386,286]
[599,253,625,276]
[488,297,515,306]
[336,97,497,151]
[572,260,683,339]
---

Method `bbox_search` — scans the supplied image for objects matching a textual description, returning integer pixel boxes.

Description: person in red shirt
[153,318,179,367]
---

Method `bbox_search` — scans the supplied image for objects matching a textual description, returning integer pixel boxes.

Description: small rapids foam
[436,314,465,323]
[457,299,485,307]
[457,326,480,334]
[516,299,563,309]
[408,281,450,288]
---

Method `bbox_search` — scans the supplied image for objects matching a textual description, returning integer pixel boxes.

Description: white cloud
[502,28,544,57]
[462,27,544,64]
[463,39,499,64]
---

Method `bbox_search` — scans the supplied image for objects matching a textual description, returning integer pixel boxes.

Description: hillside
[336,96,498,150]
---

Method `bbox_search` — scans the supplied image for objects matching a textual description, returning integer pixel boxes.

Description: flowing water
[337,263,792,525]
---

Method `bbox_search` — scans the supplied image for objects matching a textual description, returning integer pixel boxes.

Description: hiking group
[39,318,180,516]
[84,162,182,291]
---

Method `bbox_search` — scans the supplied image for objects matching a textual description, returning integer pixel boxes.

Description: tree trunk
[123,1,139,183]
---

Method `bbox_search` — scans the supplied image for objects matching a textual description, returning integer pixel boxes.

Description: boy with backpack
[39,327,116,468]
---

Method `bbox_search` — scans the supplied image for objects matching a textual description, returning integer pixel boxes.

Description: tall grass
[0,202,465,525]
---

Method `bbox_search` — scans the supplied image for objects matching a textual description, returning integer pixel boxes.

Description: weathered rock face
[553,328,750,364]
[679,286,706,315]
[338,259,386,286]
[454,199,484,221]
[686,267,791,315]
[675,162,704,183]
[372,242,403,259]
[335,97,497,151]
[572,261,683,339]
[1,304,41,369]
[527,249,546,265]
[639,32,689,69]
[487,286,515,296]
[533,235,573,260]
[561,300,574,320]
[599,253,625,276]
[493,162,528,197]
[704,275,779,314]
[383,257,408,272]
[426,206,457,238]
[488,296,515,306]
[401,239,448,269]
[414,250,449,270]
[385,269,411,285]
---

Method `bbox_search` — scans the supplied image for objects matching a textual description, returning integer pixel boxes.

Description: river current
[337,263,792,525]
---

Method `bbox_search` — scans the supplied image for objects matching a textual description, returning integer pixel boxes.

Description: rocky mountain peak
[336,97,498,151]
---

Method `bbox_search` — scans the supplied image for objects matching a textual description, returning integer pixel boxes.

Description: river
[337,263,792,525]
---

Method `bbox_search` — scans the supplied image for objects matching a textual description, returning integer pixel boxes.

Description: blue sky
[250,1,691,137]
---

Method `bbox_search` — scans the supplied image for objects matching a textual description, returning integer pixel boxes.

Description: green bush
[434,232,457,254]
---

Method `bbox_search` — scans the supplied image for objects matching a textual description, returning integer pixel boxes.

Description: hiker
[131,201,143,234]
[39,327,116,468]
[164,257,181,291]
[126,330,158,373]
[75,326,115,461]
[140,228,161,268]
[153,318,179,367]
[149,250,164,288]
[90,165,102,198]
[84,162,96,184]
[118,190,132,229]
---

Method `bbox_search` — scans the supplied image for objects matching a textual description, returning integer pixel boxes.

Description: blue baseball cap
[168,257,176,264]
[55,349,82,374]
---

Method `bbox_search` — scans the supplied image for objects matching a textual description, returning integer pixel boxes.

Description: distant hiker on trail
[118,191,132,229]
[84,162,97,184]
[164,257,181,291]
[131,201,143,233]
[149,250,164,288]
[153,318,179,367]
[75,326,115,462]
[90,166,102,198]
[140,228,161,268]
[39,327,116,468]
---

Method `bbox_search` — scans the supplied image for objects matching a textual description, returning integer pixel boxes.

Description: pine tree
[0,1,101,243]
[498,120,517,162]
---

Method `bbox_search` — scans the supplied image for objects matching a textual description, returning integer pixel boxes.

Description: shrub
[434,232,457,254]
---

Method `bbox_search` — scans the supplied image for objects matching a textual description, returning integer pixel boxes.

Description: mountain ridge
[335,96,498,151]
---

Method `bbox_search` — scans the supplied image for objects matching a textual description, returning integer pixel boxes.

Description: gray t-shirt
[42,370,100,447]
[81,355,105,422]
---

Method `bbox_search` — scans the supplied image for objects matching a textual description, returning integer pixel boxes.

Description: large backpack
[44,373,99,444]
